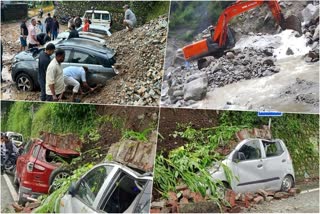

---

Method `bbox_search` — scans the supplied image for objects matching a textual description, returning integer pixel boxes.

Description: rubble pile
[301,3,319,62]
[150,187,301,213]
[83,16,168,106]
[161,47,280,107]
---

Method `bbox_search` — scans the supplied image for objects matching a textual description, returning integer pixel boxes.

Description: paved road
[1,175,15,213]
[244,190,320,213]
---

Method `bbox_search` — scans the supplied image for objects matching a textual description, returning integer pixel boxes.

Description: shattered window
[263,141,284,157]
[101,173,144,213]
[76,165,113,206]
[238,140,261,161]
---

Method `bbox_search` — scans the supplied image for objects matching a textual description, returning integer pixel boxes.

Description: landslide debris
[83,16,168,106]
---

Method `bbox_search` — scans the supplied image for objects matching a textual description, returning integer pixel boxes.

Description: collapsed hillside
[83,15,168,106]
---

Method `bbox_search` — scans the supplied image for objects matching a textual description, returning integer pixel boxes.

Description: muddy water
[197,56,319,113]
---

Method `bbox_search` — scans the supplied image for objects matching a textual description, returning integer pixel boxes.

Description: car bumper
[20,185,43,201]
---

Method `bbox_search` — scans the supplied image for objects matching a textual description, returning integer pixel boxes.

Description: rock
[179,197,189,204]
[286,47,294,55]
[182,189,191,199]
[263,48,273,56]
[312,25,319,41]
[263,58,275,66]
[257,189,269,199]
[173,90,184,97]
[184,76,208,101]
[274,192,289,199]
[151,201,166,208]
[301,4,318,24]
[266,196,273,202]
[168,191,178,202]
[150,208,161,213]
[226,52,235,59]
[305,31,313,38]
[253,195,264,204]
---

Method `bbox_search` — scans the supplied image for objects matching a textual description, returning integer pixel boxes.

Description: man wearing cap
[38,43,55,101]
[123,4,137,31]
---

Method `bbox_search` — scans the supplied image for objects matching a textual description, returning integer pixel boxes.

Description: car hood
[14,49,42,61]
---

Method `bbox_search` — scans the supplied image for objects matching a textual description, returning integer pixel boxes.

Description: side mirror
[68,182,77,197]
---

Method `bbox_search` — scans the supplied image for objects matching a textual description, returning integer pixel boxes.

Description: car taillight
[27,162,45,172]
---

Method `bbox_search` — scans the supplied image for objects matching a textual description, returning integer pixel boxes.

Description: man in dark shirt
[74,15,82,28]
[38,43,55,101]
[45,13,53,37]
[68,24,79,39]
[20,18,28,51]
[51,16,60,40]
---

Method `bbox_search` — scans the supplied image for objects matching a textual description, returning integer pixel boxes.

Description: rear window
[263,141,284,157]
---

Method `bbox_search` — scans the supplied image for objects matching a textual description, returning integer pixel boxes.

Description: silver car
[209,138,295,193]
[59,162,153,213]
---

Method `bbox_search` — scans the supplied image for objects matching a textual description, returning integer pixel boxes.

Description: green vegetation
[154,124,243,207]
[169,1,232,41]
[122,128,153,142]
[1,102,96,140]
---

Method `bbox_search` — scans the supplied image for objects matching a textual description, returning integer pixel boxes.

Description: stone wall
[1,3,28,21]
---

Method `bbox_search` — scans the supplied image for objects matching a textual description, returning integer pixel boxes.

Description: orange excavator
[182,0,297,61]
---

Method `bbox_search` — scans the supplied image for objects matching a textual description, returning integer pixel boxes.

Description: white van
[209,138,295,193]
[83,10,112,30]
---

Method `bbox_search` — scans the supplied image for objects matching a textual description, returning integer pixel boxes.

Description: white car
[53,31,108,46]
[209,138,295,193]
[59,162,153,213]
[82,10,112,30]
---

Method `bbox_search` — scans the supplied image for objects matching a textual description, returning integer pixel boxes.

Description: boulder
[286,47,294,55]
[312,24,319,41]
[301,4,318,24]
[183,76,208,101]
[226,52,235,59]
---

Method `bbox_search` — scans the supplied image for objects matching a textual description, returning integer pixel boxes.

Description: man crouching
[63,66,94,102]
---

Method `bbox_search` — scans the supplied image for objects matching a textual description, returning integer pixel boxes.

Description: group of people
[19,13,60,51]
[38,44,94,102]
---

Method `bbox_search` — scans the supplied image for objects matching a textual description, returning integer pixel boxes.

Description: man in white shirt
[27,18,40,49]
[63,66,94,101]
[46,49,65,101]
[123,4,137,31]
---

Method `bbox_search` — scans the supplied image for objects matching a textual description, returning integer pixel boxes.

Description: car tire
[16,73,34,91]
[281,175,294,192]
[48,168,71,194]
[13,168,19,187]
[18,186,26,206]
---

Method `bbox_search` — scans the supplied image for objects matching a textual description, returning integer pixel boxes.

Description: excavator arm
[183,0,287,61]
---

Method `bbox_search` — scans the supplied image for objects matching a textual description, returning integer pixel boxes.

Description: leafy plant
[122,128,153,142]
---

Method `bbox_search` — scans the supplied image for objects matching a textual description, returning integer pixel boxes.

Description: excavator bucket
[284,15,302,34]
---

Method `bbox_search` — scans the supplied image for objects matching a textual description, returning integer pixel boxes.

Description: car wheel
[13,168,19,186]
[18,186,26,206]
[16,73,34,91]
[281,175,294,192]
[48,168,70,194]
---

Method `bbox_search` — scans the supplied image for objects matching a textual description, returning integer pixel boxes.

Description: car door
[16,141,33,179]
[62,164,116,213]
[233,139,266,193]
[65,50,115,86]
[261,140,287,191]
